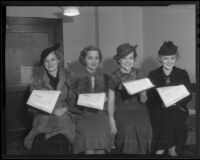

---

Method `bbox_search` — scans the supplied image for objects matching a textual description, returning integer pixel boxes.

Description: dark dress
[147,66,192,153]
[109,67,152,154]
[68,69,114,154]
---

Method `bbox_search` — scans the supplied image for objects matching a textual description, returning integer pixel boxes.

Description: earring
[157,56,161,63]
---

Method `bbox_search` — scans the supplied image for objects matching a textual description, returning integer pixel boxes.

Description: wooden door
[5,17,63,131]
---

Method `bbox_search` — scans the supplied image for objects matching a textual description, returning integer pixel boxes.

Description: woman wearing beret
[24,44,75,154]
[146,41,192,156]
[107,43,152,154]
[68,45,114,154]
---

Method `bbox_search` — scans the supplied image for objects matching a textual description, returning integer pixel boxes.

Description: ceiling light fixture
[62,7,80,16]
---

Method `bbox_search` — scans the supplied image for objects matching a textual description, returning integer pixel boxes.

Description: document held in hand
[27,90,61,114]
[122,78,155,95]
[156,84,190,107]
[77,93,106,110]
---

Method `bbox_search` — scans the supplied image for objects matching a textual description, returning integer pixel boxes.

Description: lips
[48,65,56,69]
[91,64,97,67]
[166,64,173,67]
[124,63,132,67]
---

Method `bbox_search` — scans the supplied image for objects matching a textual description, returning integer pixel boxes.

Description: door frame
[5,17,64,131]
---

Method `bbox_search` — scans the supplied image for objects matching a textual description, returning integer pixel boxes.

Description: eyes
[86,55,99,61]
[121,56,134,61]
[44,52,59,64]
[44,57,57,63]
[161,56,176,61]
[85,51,100,61]
[121,54,134,62]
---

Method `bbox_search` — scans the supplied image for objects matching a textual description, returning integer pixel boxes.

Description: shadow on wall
[140,57,159,75]
[68,60,86,77]
[69,57,159,76]
[68,58,119,76]
[53,12,73,23]
[103,57,159,75]
[102,58,119,74]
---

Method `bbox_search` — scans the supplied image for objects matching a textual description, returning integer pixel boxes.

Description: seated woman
[146,41,192,157]
[68,45,114,154]
[24,43,75,154]
[108,43,152,154]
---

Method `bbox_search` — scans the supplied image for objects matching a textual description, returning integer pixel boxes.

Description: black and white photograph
[1,1,199,159]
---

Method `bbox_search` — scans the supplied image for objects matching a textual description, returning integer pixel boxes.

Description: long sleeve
[146,71,163,109]
[66,78,83,114]
[175,70,192,109]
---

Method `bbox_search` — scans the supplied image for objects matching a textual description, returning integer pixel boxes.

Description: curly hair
[79,45,102,65]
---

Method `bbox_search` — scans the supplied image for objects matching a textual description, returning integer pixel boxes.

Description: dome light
[63,7,80,16]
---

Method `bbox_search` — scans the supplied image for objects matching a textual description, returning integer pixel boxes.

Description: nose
[47,61,53,67]
[92,59,97,64]
[167,59,172,63]
[125,59,131,63]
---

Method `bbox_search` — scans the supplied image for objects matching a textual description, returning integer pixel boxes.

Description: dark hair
[79,45,102,65]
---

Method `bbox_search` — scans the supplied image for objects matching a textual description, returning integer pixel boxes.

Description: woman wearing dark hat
[24,44,75,154]
[67,45,114,154]
[146,41,192,156]
[107,43,152,154]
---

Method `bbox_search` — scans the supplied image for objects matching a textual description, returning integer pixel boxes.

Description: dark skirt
[114,100,152,154]
[31,133,72,155]
[154,107,187,150]
[73,110,114,154]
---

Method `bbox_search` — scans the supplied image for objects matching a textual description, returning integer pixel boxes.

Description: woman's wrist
[109,116,115,121]
[53,107,67,116]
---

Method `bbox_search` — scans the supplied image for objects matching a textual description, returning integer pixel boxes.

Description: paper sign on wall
[21,66,35,84]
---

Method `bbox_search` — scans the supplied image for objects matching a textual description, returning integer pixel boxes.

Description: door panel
[6,32,48,84]
[5,17,63,130]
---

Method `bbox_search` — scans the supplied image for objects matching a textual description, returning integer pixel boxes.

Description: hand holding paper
[77,93,106,110]
[27,90,61,114]
[156,84,190,107]
[53,107,67,116]
[122,78,155,95]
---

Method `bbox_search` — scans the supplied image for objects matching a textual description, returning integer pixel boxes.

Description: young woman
[108,43,152,154]
[68,45,114,154]
[146,41,192,157]
[24,44,75,154]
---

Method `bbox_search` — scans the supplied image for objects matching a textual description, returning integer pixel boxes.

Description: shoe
[168,146,178,157]
[156,149,165,155]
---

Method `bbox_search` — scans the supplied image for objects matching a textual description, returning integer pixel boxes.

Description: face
[43,52,59,73]
[119,52,134,72]
[84,50,100,72]
[159,55,176,71]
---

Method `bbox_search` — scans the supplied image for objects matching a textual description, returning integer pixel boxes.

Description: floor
[3,129,197,158]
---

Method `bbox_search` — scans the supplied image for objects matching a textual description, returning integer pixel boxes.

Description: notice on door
[20,66,35,84]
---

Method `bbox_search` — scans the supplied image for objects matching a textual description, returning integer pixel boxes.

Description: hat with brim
[158,41,178,56]
[113,43,138,61]
[40,43,60,66]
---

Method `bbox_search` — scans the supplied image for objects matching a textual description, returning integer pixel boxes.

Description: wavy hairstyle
[79,45,102,65]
